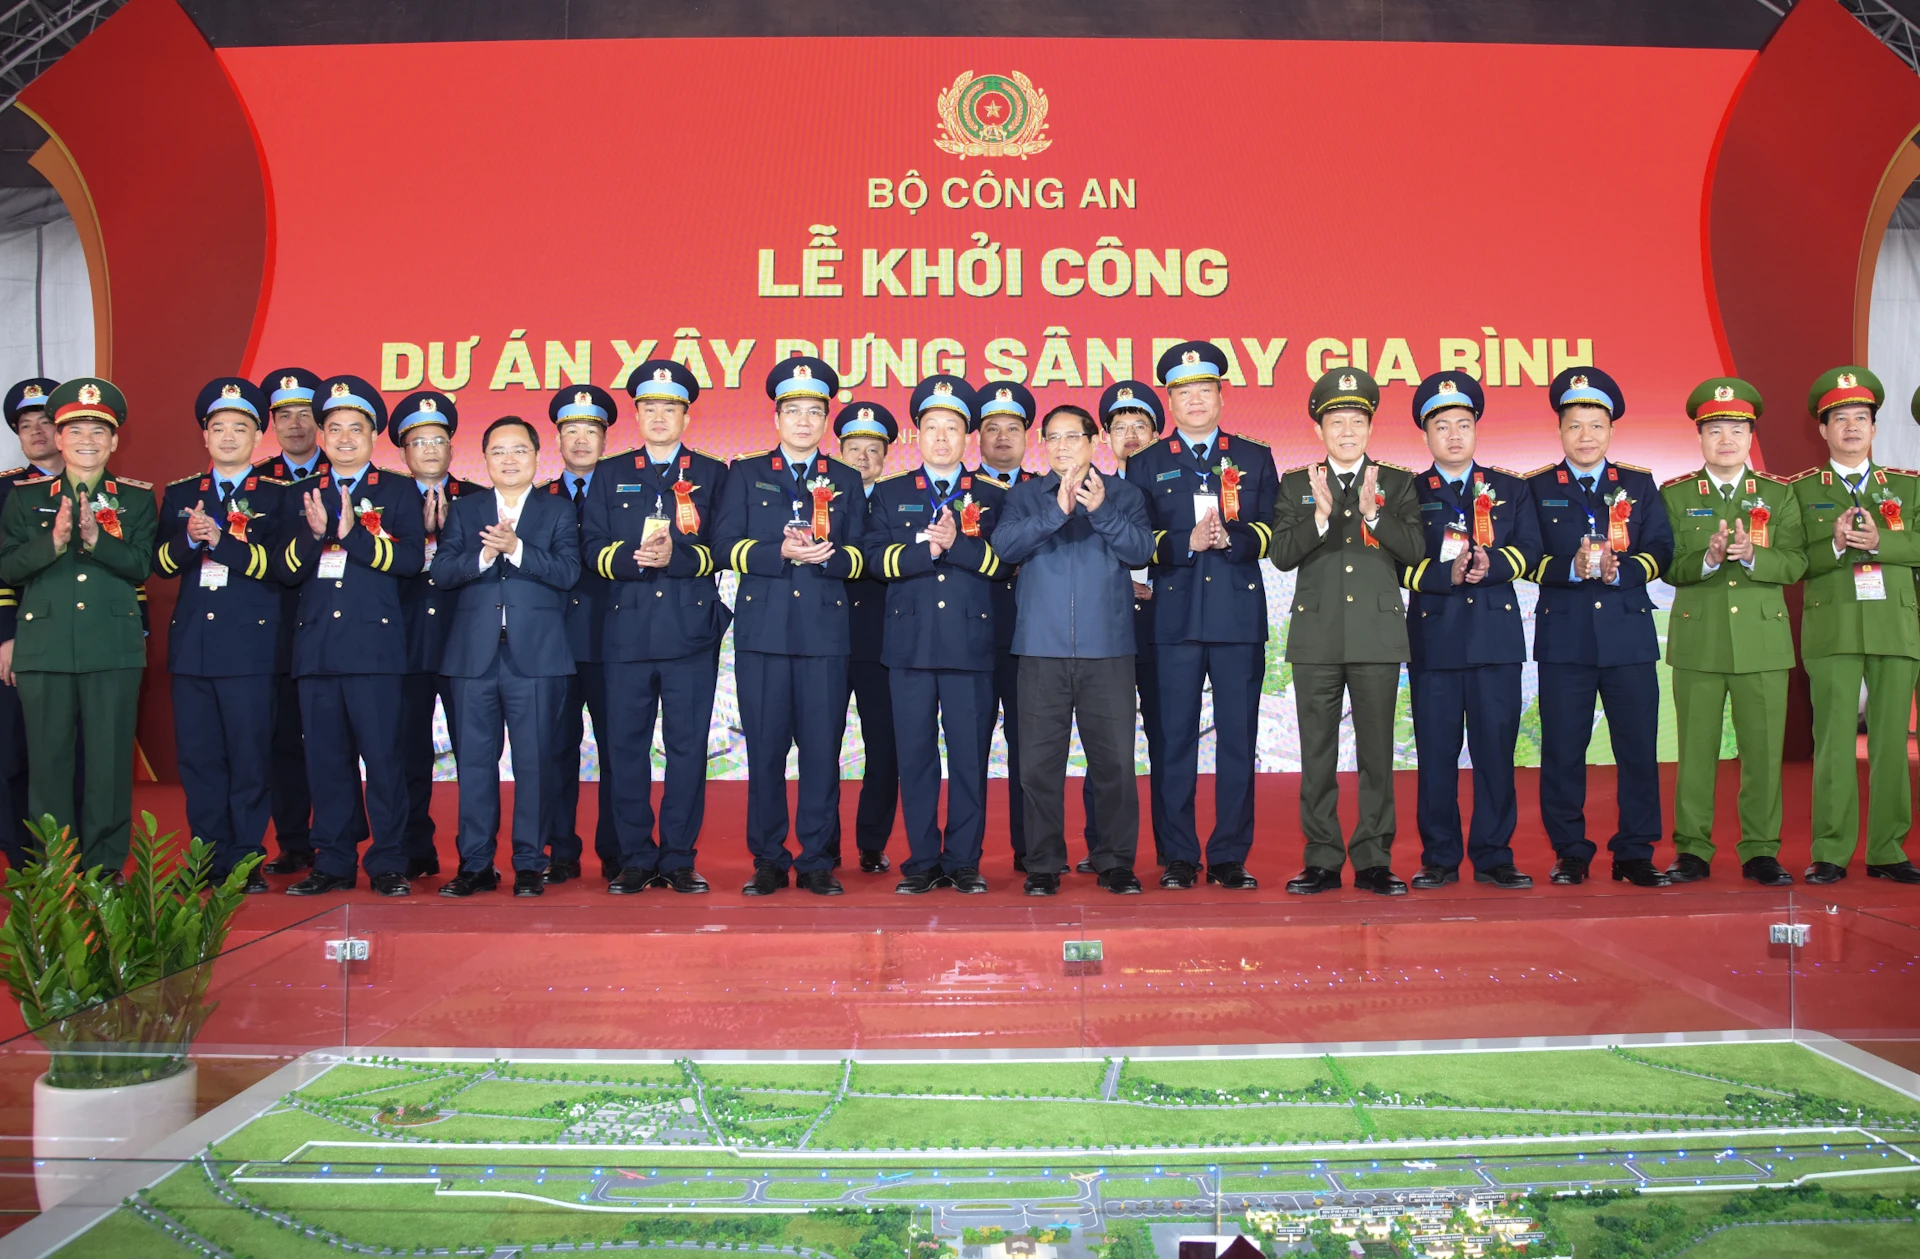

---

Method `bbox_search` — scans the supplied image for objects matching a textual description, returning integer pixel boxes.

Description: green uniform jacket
[1661,466,1806,673]
[1268,457,1423,664]
[0,470,156,672]
[1791,463,1920,660]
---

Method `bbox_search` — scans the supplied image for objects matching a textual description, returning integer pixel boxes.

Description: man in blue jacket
[431,417,580,898]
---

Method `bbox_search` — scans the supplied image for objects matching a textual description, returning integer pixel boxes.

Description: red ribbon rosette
[1878,496,1904,533]
[92,504,122,540]
[960,494,983,537]
[809,483,835,540]
[358,505,386,536]
[1472,482,1496,547]
[1218,459,1242,522]
[1361,492,1384,547]
[672,478,700,533]
[1607,495,1633,552]
[1746,504,1770,548]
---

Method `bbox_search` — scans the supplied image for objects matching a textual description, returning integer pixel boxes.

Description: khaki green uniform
[1791,464,1920,868]
[1660,467,1805,862]
[0,469,156,870]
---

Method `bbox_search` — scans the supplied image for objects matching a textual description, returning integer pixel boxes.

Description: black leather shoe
[1667,854,1713,883]
[371,871,411,897]
[950,867,989,894]
[1353,866,1409,896]
[513,870,544,897]
[896,872,949,895]
[1012,856,1027,873]
[1474,864,1533,890]
[797,870,844,896]
[438,868,499,898]
[1611,859,1671,887]
[405,856,441,879]
[1205,862,1258,890]
[1024,872,1059,896]
[1868,860,1920,884]
[1286,866,1342,895]
[1411,864,1458,890]
[1742,856,1793,886]
[262,850,315,874]
[1549,857,1589,885]
[858,849,890,873]
[241,871,270,895]
[599,861,620,882]
[544,860,580,885]
[1805,861,1848,885]
[743,863,788,896]
[1100,867,1143,895]
[1075,858,1095,874]
[1160,860,1198,889]
[608,867,655,895]
[664,868,709,894]
[287,870,354,896]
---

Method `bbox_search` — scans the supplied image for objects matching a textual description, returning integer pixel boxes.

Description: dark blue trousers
[1538,660,1662,863]
[604,650,718,873]
[1155,642,1262,867]
[1410,663,1521,872]
[450,637,564,874]
[548,660,617,872]
[891,666,994,876]
[172,673,276,878]
[994,649,1027,857]
[269,672,314,855]
[848,660,898,854]
[0,678,30,867]
[400,671,456,865]
[1085,656,1169,865]
[297,674,410,880]
[737,649,847,875]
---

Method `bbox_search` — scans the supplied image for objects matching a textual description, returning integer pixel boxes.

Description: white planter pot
[33,1063,198,1210]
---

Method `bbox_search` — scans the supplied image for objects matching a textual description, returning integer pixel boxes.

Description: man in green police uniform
[1658,378,1805,887]
[1791,366,1920,885]
[0,378,156,872]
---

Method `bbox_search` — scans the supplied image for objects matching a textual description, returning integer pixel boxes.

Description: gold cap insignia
[21,385,42,399]
[279,375,299,391]
[1838,372,1858,389]
[653,367,673,382]
[933,381,953,395]
[1338,374,1357,391]
[997,387,1013,401]
[793,365,813,380]
[221,383,242,399]
[574,390,592,406]
[419,397,438,412]
[330,382,351,398]
[78,383,101,405]
[858,407,874,421]
[1714,385,1735,402]
[1570,374,1589,389]
[1116,387,1134,400]
[1182,350,1201,365]
[1437,380,1457,395]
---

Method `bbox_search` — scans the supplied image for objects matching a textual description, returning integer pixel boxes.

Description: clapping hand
[1599,547,1620,584]
[76,494,98,548]
[1359,465,1380,521]
[1704,520,1730,568]
[303,488,328,539]
[1306,464,1333,525]
[1190,508,1224,553]
[186,500,222,547]
[1075,469,1106,512]
[925,506,959,558]
[1464,544,1490,585]
[633,529,672,569]
[336,481,355,538]
[478,520,517,563]
[50,497,72,551]
[1726,518,1754,565]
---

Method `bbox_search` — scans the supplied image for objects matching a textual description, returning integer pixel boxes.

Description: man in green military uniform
[1269,367,1423,895]
[1791,366,1920,885]
[1658,378,1805,887]
[0,378,156,872]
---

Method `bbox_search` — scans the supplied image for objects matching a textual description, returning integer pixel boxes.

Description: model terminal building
[1244,1190,1558,1257]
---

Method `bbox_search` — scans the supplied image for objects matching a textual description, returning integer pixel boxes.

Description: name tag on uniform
[1156,470,1182,482]
[1439,522,1468,563]
[1812,503,1835,510]
[1421,502,1445,512]
[422,538,438,565]
[896,503,923,512]
[1542,499,1569,507]
[1855,563,1887,601]
[199,558,229,589]
[1193,492,1219,521]
[1301,495,1317,504]
[1688,508,1715,517]
[615,483,647,494]
[756,481,785,493]
[317,547,347,580]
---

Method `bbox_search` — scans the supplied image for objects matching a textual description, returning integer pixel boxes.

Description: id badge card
[1583,531,1608,577]
[421,538,438,565]
[1192,492,1220,522]
[316,546,347,580]
[1439,521,1469,563]
[1855,562,1887,601]
[1130,567,1149,584]
[642,514,671,544]
[199,557,229,589]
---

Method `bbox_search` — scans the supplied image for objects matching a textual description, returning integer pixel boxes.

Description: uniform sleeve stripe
[694,544,713,577]
[285,539,302,572]
[1152,529,1167,564]
[1249,520,1273,558]
[597,543,622,580]
[846,547,864,580]
[979,545,1000,577]
[1531,556,1550,582]
[730,539,755,572]
[1635,553,1659,580]
[883,543,903,579]
[249,544,268,581]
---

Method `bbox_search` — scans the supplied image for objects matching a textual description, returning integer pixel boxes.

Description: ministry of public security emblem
[1714,385,1735,402]
[936,70,1052,160]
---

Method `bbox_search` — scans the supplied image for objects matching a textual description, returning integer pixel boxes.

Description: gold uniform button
[332,610,342,618]
[75,602,83,610]
[1730,606,1738,614]
[1594,601,1603,608]
[938,600,946,608]
[1344,509,1352,517]
[793,590,800,597]
[1344,565,1352,573]
[1728,579,1737,587]
[75,573,86,582]
[427,607,436,615]
[206,612,215,620]
[1204,576,1211,582]
[937,574,946,582]
[1466,597,1473,604]
[381,617,389,624]
[1345,594,1353,602]
[334,580,343,589]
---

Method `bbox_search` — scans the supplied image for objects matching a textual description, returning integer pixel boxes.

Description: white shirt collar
[1832,458,1871,481]
[1705,465,1747,490]
[1326,454,1365,477]
[494,487,529,521]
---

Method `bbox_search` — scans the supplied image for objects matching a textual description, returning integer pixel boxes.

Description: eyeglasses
[1042,431,1091,446]
[779,405,829,420]
[487,446,536,458]
[406,435,450,449]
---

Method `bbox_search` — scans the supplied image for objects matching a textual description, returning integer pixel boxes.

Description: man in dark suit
[431,417,580,897]
[1269,368,1424,896]
[834,399,901,874]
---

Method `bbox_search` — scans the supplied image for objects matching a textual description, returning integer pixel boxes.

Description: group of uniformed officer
[3,347,1918,897]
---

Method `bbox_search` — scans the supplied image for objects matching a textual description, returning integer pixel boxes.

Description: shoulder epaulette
[13,474,51,486]
[602,446,638,463]
[1282,464,1311,477]
[1659,472,1696,489]
[735,448,773,462]
[824,453,859,471]
[1228,433,1269,448]
[115,477,152,490]
[1788,468,1823,483]
[1133,437,1168,457]
[1371,460,1410,473]
[167,472,203,487]
[1486,465,1524,479]
[1752,470,1790,484]
[534,477,556,492]
[1885,467,1920,478]
[686,446,725,463]
[1614,462,1651,475]
[1523,464,1557,479]
[878,468,919,483]
[0,466,25,481]
[260,475,291,487]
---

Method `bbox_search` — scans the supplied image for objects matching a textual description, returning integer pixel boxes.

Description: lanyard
[926,472,965,514]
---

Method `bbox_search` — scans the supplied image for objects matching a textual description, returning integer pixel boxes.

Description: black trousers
[269,672,314,855]
[846,659,898,854]
[1016,654,1138,876]
[399,671,457,865]
[1293,661,1402,872]
[0,677,31,867]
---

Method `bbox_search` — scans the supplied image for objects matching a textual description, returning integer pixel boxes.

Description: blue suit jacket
[1527,459,1673,666]
[429,487,579,678]
[1125,430,1278,645]
[1402,464,1541,670]
[282,466,427,677]
[861,469,1006,673]
[581,446,731,662]
[713,448,872,657]
[153,470,294,677]
[398,476,485,673]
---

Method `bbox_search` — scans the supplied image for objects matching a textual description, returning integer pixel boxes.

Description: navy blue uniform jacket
[861,469,1006,672]
[713,449,871,657]
[1402,464,1541,670]
[1527,460,1673,667]
[281,467,427,677]
[1125,431,1278,644]
[153,471,295,676]
[580,446,731,662]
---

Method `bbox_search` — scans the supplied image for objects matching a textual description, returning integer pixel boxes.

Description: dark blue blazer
[977,467,1038,653]
[429,487,579,679]
[153,470,294,677]
[1124,430,1278,645]
[713,448,872,657]
[581,446,731,662]
[252,452,334,672]
[282,466,427,677]
[861,469,1006,673]
[1402,464,1541,670]
[398,476,484,673]
[1527,459,1673,667]
[540,471,611,663]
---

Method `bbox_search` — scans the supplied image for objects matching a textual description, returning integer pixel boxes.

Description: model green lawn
[699,1063,844,1091]
[1683,1223,1920,1258]
[852,1062,1107,1098]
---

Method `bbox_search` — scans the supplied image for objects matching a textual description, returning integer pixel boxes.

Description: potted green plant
[0,812,256,1208]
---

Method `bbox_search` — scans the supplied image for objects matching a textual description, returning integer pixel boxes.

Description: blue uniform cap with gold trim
[195,377,268,427]
[1156,340,1227,388]
[835,400,898,444]
[976,380,1036,428]
[766,355,839,404]
[628,359,701,407]
[317,374,389,434]
[909,374,977,428]
[1098,379,1164,434]
[390,390,459,445]
[1412,370,1484,427]
[258,366,323,412]
[1549,366,1625,419]
[4,377,59,430]
[548,383,617,427]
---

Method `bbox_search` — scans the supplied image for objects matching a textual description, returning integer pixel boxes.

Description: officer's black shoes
[1739,856,1792,886]
[241,871,270,895]
[286,870,354,896]
[1075,858,1096,875]
[743,863,788,896]
[1549,858,1589,885]
[1353,866,1409,896]
[1667,854,1713,883]
[797,870,844,896]
[858,849,891,873]
[1160,860,1199,889]
[895,872,948,895]
[1024,872,1060,896]
[600,861,621,882]
[608,867,655,895]
[1867,860,1920,884]
[1286,866,1343,895]
[405,857,441,879]
[262,850,315,875]
[544,860,580,885]
[1100,867,1143,895]
[439,868,499,898]
[1411,865,1458,890]
[1805,861,1848,885]
[1474,864,1533,890]
[371,871,412,897]
[664,868,709,894]
[513,870,544,897]
[1611,859,1672,888]
[1206,862,1259,890]
[950,867,989,894]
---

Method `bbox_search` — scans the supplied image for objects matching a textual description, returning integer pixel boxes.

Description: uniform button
[333,610,342,618]
[1344,565,1352,573]
[1504,604,1511,611]
[836,600,843,607]
[1346,537,1354,544]
[427,607,436,615]
[937,574,946,582]
[745,595,752,601]
[1204,576,1211,582]
[938,600,946,608]
[1594,601,1602,608]
[258,619,266,625]
[1345,595,1353,602]
[1466,597,1473,604]
[334,581,343,589]
[1344,509,1352,517]
[1248,583,1256,590]
[793,590,800,597]
[75,602,83,610]
[656,590,664,597]
[1728,579,1737,587]
[1730,606,1738,614]
[206,612,215,620]
[75,573,86,582]
[381,617,389,624]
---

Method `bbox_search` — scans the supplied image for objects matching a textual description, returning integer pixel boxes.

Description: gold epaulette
[114,477,152,490]
[604,446,638,462]
[1884,467,1920,478]
[1486,466,1525,479]
[1659,472,1696,489]
[823,452,859,471]
[260,476,291,486]
[0,466,24,481]
[1370,459,1410,473]
[1788,467,1823,482]
[1613,462,1651,475]
[167,472,203,487]
[734,447,773,463]
[13,474,52,486]
[1282,464,1311,477]
[1523,464,1557,479]
[683,446,724,463]
[1752,470,1791,484]
[1133,437,1167,457]
[1228,432,1269,447]
[877,468,919,483]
